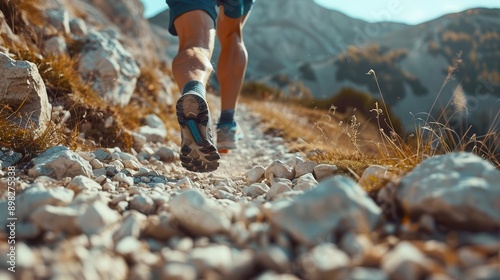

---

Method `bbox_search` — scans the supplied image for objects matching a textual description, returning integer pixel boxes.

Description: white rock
[43,36,67,56]
[293,173,318,191]
[16,184,74,220]
[245,165,266,184]
[109,160,125,171]
[69,18,88,37]
[295,161,317,178]
[46,9,70,33]
[84,0,158,64]
[0,52,52,134]
[132,132,147,151]
[216,190,237,201]
[265,161,295,181]
[75,201,120,235]
[90,158,104,169]
[243,183,269,198]
[313,164,338,181]
[103,182,117,192]
[267,182,293,201]
[124,159,142,170]
[397,152,500,230]
[28,146,92,180]
[268,176,381,245]
[170,237,194,252]
[67,175,102,194]
[144,213,180,240]
[358,165,389,189]
[213,181,235,194]
[113,172,134,186]
[16,242,35,268]
[339,232,373,258]
[144,114,164,129]
[286,156,304,170]
[382,241,428,280]
[155,146,176,162]
[129,193,156,215]
[113,210,147,241]
[115,236,142,256]
[78,31,140,106]
[190,244,232,274]
[138,126,167,143]
[170,189,230,236]
[137,114,167,142]
[175,177,193,189]
[30,205,80,233]
[299,243,350,280]
[257,245,291,273]
[162,263,197,280]
[0,271,13,280]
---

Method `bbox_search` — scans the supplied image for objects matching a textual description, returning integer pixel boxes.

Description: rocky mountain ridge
[151,4,500,134]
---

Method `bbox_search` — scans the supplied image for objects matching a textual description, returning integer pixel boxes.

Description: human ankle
[218,109,235,125]
[182,80,205,97]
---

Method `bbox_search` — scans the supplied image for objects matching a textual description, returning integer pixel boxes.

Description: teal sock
[182,80,205,97]
[219,110,235,125]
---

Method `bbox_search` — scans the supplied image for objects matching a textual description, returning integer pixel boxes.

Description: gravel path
[0,98,499,280]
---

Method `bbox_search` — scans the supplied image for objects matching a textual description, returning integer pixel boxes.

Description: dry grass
[0,105,78,158]
[242,96,389,181]
[242,53,499,194]
[367,67,499,169]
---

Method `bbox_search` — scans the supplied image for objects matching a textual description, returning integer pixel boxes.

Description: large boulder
[45,9,70,34]
[268,176,382,245]
[82,0,158,65]
[397,152,500,230]
[0,52,52,134]
[78,31,140,106]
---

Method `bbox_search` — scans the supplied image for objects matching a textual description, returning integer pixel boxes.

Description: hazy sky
[142,0,500,25]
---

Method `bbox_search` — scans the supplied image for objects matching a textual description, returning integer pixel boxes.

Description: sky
[141,0,500,25]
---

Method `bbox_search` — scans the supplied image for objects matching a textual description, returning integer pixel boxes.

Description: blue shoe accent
[187,119,203,145]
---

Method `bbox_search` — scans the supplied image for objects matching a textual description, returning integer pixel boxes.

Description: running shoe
[176,92,220,172]
[216,122,244,152]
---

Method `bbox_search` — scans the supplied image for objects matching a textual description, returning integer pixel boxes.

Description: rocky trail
[1,94,500,280]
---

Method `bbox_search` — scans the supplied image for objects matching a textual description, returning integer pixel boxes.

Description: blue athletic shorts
[165,0,255,35]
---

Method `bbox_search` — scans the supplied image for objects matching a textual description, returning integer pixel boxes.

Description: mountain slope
[148,0,408,79]
[263,8,500,133]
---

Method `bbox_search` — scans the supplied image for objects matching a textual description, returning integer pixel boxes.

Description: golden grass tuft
[0,106,78,158]
[368,68,499,169]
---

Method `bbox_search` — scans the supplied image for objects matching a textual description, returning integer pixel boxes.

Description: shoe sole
[176,94,220,172]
